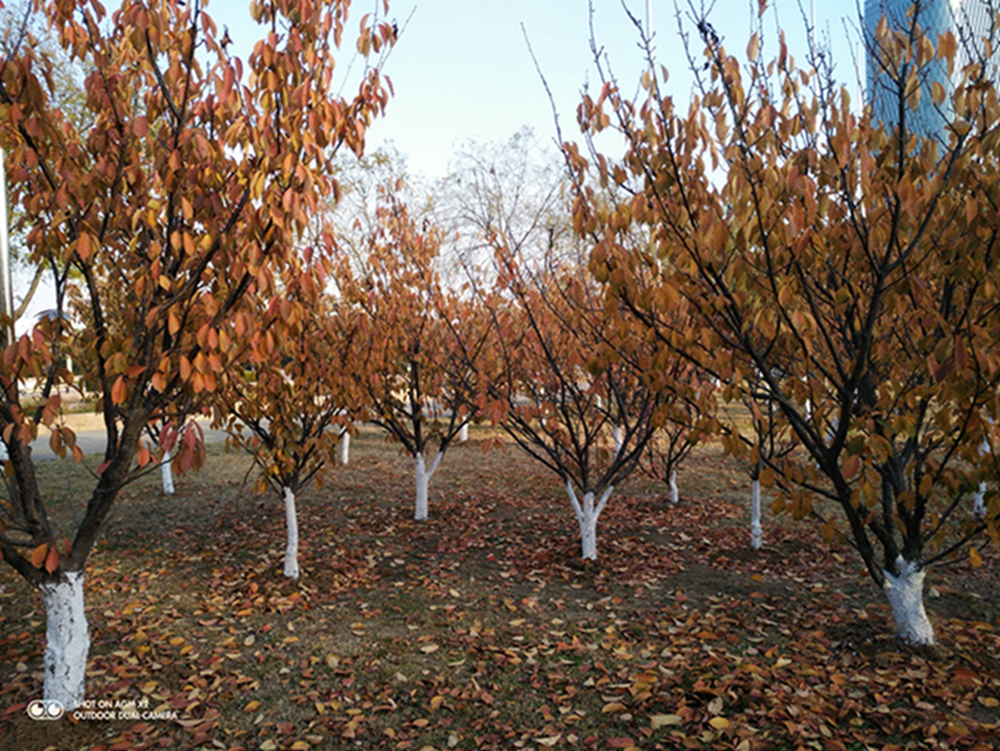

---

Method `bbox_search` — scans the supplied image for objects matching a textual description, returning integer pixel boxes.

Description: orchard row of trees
[0,0,997,711]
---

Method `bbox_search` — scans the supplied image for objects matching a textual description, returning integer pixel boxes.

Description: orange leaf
[30,543,48,568]
[111,376,127,405]
[969,547,983,568]
[77,233,92,260]
[44,546,59,574]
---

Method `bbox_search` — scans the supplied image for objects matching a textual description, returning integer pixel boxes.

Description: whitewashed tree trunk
[669,466,679,504]
[414,450,444,521]
[565,481,614,560]
[339,429,350,466]
[283,486,300,579]
[459,421,469,443]
[41,571,90,710]
[160,454,174,495]
[883,556,935,646]
[973,437,988,520]
[973,483,986,521]
[750,478,763,550]
[613,424,624,458]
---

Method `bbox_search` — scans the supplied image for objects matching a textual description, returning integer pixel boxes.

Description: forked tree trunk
[669,466,679,504]
[414,450,444,521]
[160,454,174,495]
[283,486,300,579]
[339,430,350,466]
[750,478,763,550]
[883,556,935,646]
[565,481,614,560]
[41,571,90,710]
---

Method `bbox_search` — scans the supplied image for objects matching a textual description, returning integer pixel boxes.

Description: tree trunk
[413,450,444,521]
[973,483,986,521]
[613,424,624,458]
[283,486,300,579]
[459,421,469,443]
[41,571,90,710]
[883,557,934,646]
[160,454,174,495]
[669,466,679,504]
[750,478,763,550]
[339,430,350,466]
[566,482,614,560]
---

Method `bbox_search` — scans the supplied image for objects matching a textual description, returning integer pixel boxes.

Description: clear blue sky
[209,0,859,178]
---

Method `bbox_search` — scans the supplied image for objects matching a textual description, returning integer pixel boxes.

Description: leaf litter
[1,429,997,750]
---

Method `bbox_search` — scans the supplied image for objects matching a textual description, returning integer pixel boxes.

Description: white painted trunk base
[339,430,350,465]
[566,482,614,560]
[459,422,469,443]
[283,487,300,579]
[669,467,679,504]
[160,455,174,495]
[974,436,988,520]
[414,450,444,521]
[973,482,986,521]
[883,557,935,646]
[751,478,763,550]
[613,425,624,458]
[41,572,90,710]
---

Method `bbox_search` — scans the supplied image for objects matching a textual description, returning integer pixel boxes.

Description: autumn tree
[215,269,358,580]
[337,182,477,521]
[716,371,799,550]
[569,2,1000,644]
[465,244,667,561]
[0,0,91,321]
[0,0,394,707]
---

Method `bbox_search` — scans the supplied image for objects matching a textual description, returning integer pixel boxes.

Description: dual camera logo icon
[27,699,64,720]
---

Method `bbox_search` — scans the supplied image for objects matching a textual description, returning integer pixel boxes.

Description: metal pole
[0,147,14,347]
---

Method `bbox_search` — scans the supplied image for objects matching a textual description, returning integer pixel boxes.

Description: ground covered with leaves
[1,428,998,750]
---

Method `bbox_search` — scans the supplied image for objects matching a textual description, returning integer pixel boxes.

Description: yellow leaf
[650,714,684,728]
[709,716,730,730]
[969,547,983,568]
[244,700,260,713]
[429,695,445,710]
[602,701,628,714]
